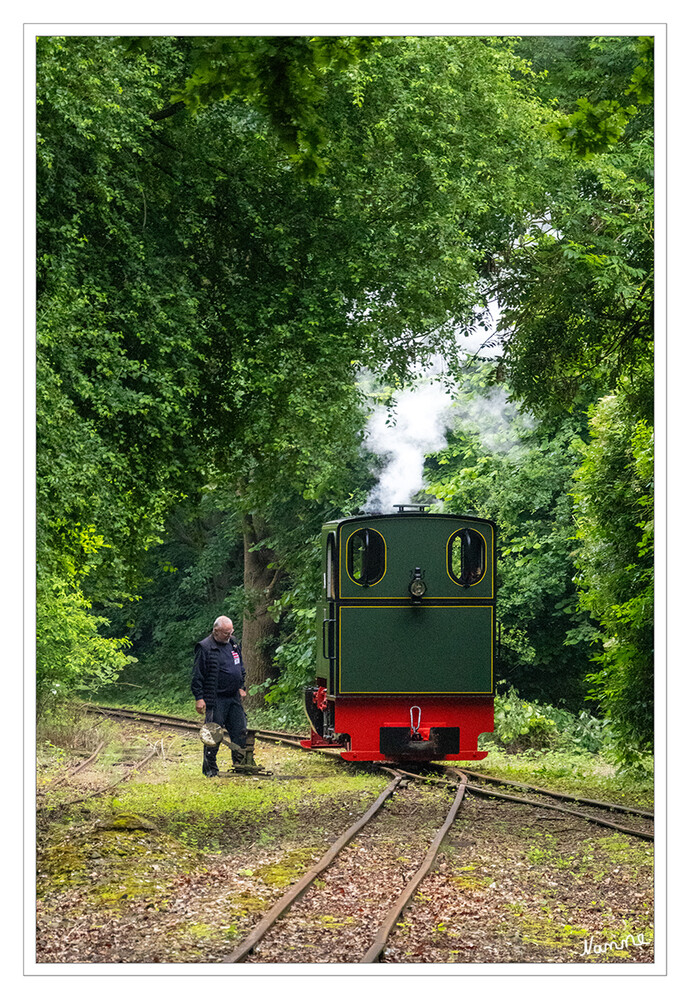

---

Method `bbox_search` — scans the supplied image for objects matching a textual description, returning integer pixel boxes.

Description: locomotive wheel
[303,686,325,737]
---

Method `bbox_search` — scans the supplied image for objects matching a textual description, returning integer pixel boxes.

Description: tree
[104,485,246,707]
[36,36,216,701]
[129,34,559,696]
[147,35,377,177]
[39,34,654,715]
[498,36,655,759]
[425,363,593,708]
[570,390,654,761]
[37,37,209,601]
[36,575,136,710]
[487,36,654,414]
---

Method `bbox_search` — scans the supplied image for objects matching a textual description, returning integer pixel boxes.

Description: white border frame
[21,13,669,983]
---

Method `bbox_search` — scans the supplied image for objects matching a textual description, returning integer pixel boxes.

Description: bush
[259,581,318,709]
[248,701,308,734]
[490,687,557,752]
[536,702,612,754]
[36,576,136,711]
[37,702,118,753]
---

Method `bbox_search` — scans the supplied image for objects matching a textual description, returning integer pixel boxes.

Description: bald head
[212,616,234,643]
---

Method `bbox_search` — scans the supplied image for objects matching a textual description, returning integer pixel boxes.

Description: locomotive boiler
[302,505,496,762]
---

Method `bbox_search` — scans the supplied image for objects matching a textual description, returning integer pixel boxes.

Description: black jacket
[191,634,246,708]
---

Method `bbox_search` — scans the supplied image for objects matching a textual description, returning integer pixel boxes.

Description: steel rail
[253,731,306,749]
[82,708,653,841]
[222,772,405,964]
[85,704,201,733]
[444,769,654,842]
[38,743,160,813]
[84,706,334,772]
[455,767,654,819]
[84,710,653,826]
[40,739,106,791]
[75,707,653,963]
[85,705,188,722]
[85,706,311,750]
[360,772,468,963]
[393,768,653,841]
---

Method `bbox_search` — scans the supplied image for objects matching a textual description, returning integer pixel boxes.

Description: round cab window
[448,528,486,587]
[346,528,386,587]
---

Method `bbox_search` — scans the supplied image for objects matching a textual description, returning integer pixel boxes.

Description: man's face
[212,621,234,643]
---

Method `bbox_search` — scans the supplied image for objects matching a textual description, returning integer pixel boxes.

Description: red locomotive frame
[302,689,493,762]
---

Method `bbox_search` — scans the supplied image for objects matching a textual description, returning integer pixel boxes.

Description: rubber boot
[203,744,219,777]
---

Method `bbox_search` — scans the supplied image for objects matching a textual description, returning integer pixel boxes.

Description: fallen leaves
[36,722,654,965]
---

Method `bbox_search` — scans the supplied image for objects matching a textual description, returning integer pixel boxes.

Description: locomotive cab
[302,508,496,762]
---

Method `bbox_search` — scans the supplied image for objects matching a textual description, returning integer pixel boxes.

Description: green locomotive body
[304,509,496,761]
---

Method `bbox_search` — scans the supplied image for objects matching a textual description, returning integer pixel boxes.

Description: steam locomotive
[302,506,496,761]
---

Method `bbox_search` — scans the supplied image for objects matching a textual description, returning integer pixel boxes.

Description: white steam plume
[451,386,532,454]
[363,366,455,514]
[362,356,532,514]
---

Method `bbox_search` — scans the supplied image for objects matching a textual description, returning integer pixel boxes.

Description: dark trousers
[203,694,248,774]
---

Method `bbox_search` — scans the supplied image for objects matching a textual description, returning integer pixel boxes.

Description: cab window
[449,528,486,587]
[326,532,337,599]
[347,528,385,586]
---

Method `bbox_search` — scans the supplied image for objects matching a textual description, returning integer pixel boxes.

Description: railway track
[447,767,654,841]
[82,705,654,833]
[84,704,204,733]
[37,741,161,815]
[225,770,468,964]
[39,740,106,792]
[455,767,654,819]
[46,705,654,964]
[84,704,304,747]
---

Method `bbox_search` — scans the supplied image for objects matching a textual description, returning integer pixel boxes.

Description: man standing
[191,616,247,776]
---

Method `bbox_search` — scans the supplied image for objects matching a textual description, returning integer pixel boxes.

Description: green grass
[453,744,653,809]
[70,689,654,810]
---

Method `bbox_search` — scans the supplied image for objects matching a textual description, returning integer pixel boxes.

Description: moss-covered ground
[35,712,654,965]
[383,794,654,964]
[36,719,389,963]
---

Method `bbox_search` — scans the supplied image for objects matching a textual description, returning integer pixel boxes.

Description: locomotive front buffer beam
[302,690,494,763]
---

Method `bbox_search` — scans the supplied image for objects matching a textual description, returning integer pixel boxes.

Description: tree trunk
[241,512,282,707]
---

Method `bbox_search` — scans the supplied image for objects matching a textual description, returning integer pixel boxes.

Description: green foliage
[127,33,561,703]
[547,97,635,157]
[36,33,655,749]
[571,392,654,763]
[626,37,654,105]
[37,35,209,610]
[165,36,377,177]
[495,35,653,414]
[265,598,318,708]
[37,576,136,708]
[490,687,557,752]
[111,435,373,707]
[482,687,613,756]
[104,488,246,705]
[534,702,612,755]
[426,363,592,706]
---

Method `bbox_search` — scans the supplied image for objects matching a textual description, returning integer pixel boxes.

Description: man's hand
[240,689,247,699]
[195,699,206,715]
